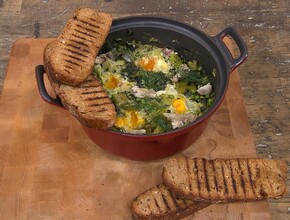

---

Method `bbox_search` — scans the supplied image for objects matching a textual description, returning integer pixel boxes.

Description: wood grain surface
[0,37,276,219]
[0,1,289,219]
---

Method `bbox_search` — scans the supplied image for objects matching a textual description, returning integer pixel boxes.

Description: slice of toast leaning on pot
[43,7,116,129]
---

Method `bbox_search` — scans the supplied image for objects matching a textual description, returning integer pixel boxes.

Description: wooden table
[0,37,273,219]
[0,1,289,219]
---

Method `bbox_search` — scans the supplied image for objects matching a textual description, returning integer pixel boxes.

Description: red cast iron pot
[35,16,248,161]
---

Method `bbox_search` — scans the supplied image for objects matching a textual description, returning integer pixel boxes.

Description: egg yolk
[104,75,118,89]
[136,56,170,73]
[138,57,156,71]
[172,99,187,114]
[115,111,145,130]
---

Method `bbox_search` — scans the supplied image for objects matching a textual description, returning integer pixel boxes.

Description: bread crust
[44,7,112,86]
[131,183,209,220]
[162,157,287,203]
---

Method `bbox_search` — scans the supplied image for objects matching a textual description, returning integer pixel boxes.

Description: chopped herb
[129,69,170,91]
[169,53,183,69]
[151,115,173,133]
[178,69,209,86]
[123,97,167,116]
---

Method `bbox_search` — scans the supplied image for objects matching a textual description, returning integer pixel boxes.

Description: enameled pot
[36,16,248,161]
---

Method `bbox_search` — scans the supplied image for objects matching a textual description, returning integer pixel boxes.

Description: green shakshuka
[94,41,215,134]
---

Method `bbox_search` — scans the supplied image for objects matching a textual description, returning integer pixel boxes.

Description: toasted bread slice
[162,157,287,203]
[49,74,116,129]
[131,183,209,220]
[44,7,112,86]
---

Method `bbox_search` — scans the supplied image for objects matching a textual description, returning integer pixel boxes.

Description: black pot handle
[35,65,63,107]
[213,27,248,73]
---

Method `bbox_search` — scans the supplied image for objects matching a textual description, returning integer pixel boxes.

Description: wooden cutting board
[0,39,272,219]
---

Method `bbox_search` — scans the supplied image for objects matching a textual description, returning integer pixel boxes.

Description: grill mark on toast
[213,160,224,199]
[247,160,254,189]
[89,17,97,22]
[185,157,192,191]
[194,158,201,193]
[64,59,81,67]
[221,162,229,194]
[62,53,86,63]
[90,17,106,25]
[83,96,108,101]
[77,18,101,29]
[191,158,199,198]
[168,189,179,209]
[238,160,247,194]
[161,194,170,211]
[229,160,238,194]
[246,159,256,198]
[93,108,107,113]
[249,160,261,197]
[88,102,112,107]
[81,85,102,88]
[80,90,103,95]
[74,27,97,39]
[202,158,210,193]
[211,160,219,193]
[66,43,90,53]
[72,32,94,44]
[153,198,161,212]
[75,23,101,36]
[242,159,255,199]
[82,79,95,83]
[64,65,73,70]
[232,160,245,198]
[256,166,261,178]
[64,47,89,59]
[69,39,90,48]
